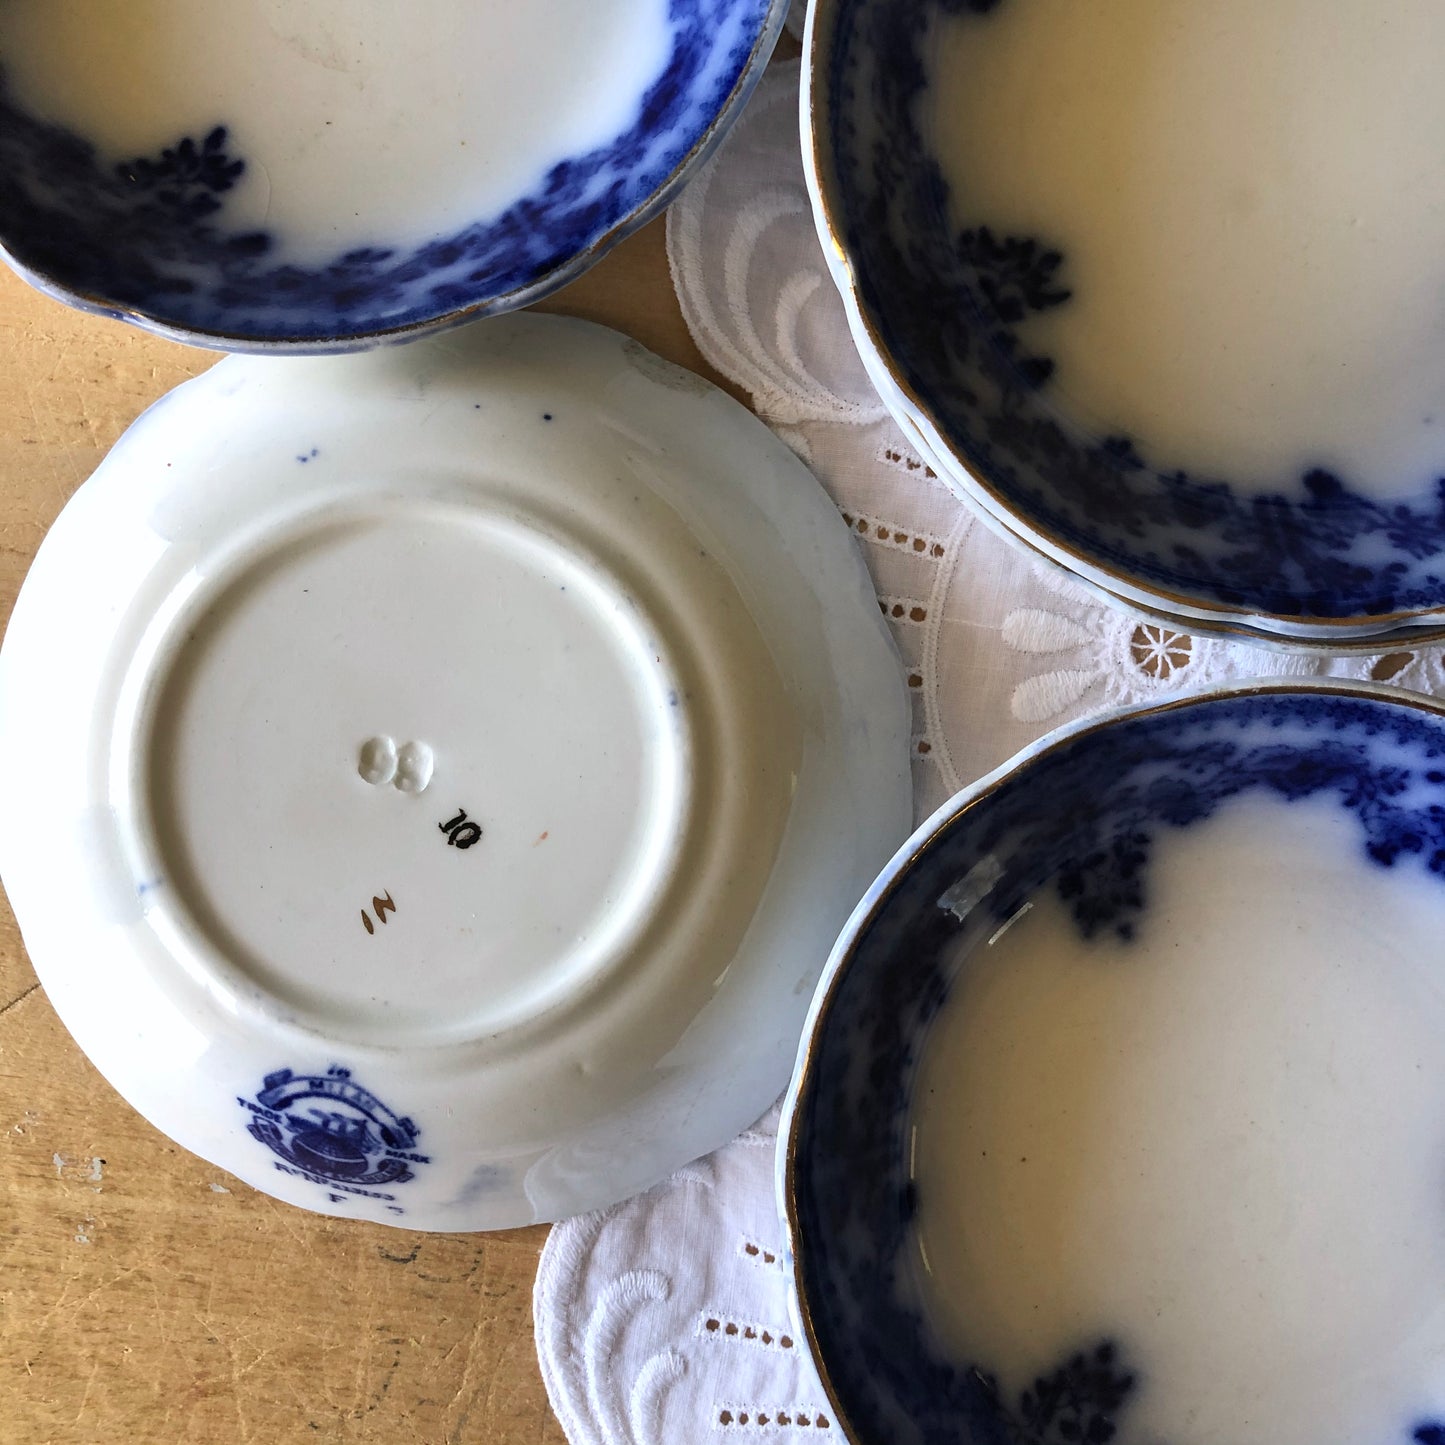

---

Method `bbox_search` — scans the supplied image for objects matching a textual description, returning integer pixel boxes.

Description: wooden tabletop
[0,216,740,1445]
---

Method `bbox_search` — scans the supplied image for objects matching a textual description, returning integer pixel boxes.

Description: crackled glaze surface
[783,686,1445,1445]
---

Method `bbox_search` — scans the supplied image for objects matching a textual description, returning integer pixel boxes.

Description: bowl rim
[776,675,1445,1442]
[0,0,789,354]
[876,364,1445,653]
[799,0,1445,638]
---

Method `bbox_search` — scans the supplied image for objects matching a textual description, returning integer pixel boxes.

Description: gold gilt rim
[778,677,1445,1443]
[800,0,1445,637]
[882,399,1445,652]
[2,0,791,354]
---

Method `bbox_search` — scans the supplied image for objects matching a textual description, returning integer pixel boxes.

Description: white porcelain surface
[911,792,1445,1445]
[0,1,674,260]
[0,312,911,1230]
[927,0,1445,500]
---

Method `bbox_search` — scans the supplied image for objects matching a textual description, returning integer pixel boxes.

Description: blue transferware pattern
[821,0,1445,622]
[238,1064,429,1213]
[786,688,1445,1445]
[0,0,784,349]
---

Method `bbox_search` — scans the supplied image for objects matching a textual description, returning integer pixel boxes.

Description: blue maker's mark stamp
[239,1065,429,1209]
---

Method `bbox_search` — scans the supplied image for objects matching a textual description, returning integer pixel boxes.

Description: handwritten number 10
[439,809,482,849]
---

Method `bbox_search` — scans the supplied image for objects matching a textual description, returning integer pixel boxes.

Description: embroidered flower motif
[666,68,889,432]
[1001,569,1321,725]
[1128,624,1192,679]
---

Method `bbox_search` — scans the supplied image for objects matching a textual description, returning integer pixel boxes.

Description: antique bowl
[0,0,786,350]
[804,0,1445,643]
[0,313,911,1230]
[781,681,1445,1445]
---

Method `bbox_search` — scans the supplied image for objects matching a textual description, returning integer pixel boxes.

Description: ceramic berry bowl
[0,0,785,349]
[0,313,911,1230]
[804,0,1445,644]
[781,681,1445,1445]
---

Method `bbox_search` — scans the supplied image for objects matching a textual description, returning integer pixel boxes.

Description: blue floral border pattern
[970,693,1445,944]
[997,1343,1137,1445]
[826,0,1445,620]
[789,691,1445,1445]
[0,0,776,343]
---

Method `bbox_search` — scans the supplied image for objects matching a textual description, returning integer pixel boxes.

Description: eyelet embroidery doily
[533,58,1437,1444]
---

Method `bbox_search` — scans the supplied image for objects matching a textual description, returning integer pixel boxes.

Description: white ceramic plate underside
[0,313,911,1229]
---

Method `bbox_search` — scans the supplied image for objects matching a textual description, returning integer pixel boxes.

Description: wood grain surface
[0,215,736,1445]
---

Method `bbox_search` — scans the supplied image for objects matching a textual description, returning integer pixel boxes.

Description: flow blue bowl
[0,0,786,351]
[780,680,1445,1445]
[804,0,1445,641]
